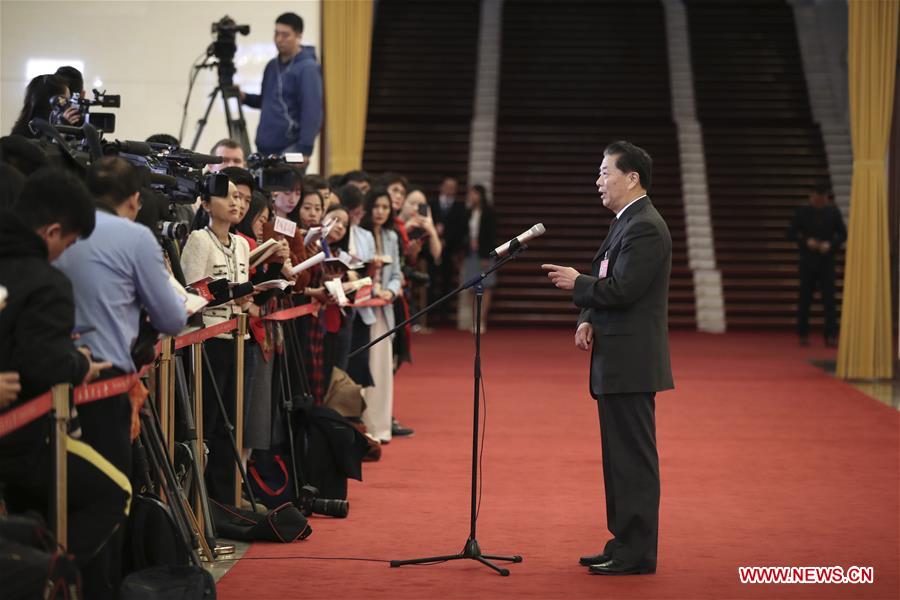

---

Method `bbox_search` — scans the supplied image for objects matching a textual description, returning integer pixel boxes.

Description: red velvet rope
[0,297,395,439]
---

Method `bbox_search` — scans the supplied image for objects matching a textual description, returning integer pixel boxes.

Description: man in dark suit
[543,140,673,575]
[427,177,467,319]
[787,186,846,347]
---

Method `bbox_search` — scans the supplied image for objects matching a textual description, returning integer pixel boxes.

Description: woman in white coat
[359,188,402,442]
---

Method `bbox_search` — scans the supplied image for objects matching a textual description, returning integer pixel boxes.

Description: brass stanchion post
[157,337,175,461]
[191,340,205,553]
[233,313,248,507]
[51,384,71,548]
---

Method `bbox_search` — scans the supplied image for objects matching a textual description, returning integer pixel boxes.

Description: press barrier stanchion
[157,336,175,461]
[50,383,71,547]
[2,301,341,557]
[233,313,248,507]
[190,339,205,539]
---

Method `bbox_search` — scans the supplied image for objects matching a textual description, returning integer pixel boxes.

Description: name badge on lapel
[598,252,610,279]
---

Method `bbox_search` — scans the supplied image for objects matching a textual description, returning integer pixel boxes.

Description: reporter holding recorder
[543,141,673,576]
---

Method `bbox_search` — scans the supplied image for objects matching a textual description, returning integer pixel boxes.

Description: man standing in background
[241,12,323,166]
[788,185,846,347]
[209,138,247,172]
[428,177,467,321]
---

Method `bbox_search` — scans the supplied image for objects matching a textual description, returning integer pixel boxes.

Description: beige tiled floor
[812,359,900,410]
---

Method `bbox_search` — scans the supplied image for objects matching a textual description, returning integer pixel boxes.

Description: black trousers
[797,256,837,339]
[77,380,132,479]
[75,368,133,597]
[597,392,659,567]
[202,337,237,504]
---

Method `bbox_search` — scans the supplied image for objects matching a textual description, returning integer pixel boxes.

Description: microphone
[111,140,155,156]
[490,223,546,258]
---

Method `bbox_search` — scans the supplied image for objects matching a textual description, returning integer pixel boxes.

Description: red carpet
[217,329,899,599]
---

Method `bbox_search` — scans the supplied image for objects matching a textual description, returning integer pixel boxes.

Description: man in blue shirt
[55,157,187,477]
[241,12,323,163]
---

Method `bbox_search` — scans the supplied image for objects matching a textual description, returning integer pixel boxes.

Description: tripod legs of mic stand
[389,284,522,576]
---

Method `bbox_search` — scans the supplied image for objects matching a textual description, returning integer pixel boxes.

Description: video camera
[246,152,306,192]
[112,140,230,205]
[25,118,228,243]
[49,89,120,133]
[209,15,250,88]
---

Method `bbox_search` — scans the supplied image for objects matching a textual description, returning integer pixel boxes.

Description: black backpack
[0,514,82,600]
[120,565,215,600]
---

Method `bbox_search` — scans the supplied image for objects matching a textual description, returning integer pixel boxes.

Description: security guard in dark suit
[544,140,673,575]
[788,186,846,347]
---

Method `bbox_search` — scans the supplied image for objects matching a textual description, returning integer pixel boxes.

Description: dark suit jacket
[429,197,468,256]
[787,204,846,262]
[573,196,674,397]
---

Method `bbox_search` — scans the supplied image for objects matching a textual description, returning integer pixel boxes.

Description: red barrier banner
[1,299,356,439]
[263,303,318,321]
[74,373,143,405]
[349,298,390,308]
[0,394,52,439]
[173,319,237,350]
[0,362,152,439]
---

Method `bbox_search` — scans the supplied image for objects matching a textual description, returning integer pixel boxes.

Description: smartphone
[408,227,428,241]
[418,203,429,217]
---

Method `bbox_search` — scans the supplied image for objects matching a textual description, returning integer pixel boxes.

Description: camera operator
[10,74,78,137]
[240,12,323,163]
[55,156,188,477]
[55,66,85,99]
[55,65,85,125]
[0,168,129,600]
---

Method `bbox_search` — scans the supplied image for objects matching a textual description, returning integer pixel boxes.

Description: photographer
[10,74,77,137]
[0,168,128,600]
[55,65,86,125]
[240,12,323,161]
[55,156,188,478]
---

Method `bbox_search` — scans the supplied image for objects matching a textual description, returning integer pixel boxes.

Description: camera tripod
[349,245,528,576]
[190,83,251,157]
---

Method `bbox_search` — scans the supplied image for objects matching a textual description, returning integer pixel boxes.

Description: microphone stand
[349,243,528,576]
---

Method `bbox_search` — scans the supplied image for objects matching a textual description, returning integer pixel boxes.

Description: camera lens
[157,220,187,241]
[310,498,349,518]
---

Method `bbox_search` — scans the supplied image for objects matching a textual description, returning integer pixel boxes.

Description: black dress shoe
[588,559,655,575]
[578,553,611,566]
[391,418,415,437]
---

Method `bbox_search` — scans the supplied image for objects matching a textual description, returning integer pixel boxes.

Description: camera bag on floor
[297,405,370,500]
[0,514,82,600]
[209,499,311,543]
[125,492,191,572]
[247,449,296,509]
[119,565,215,600]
